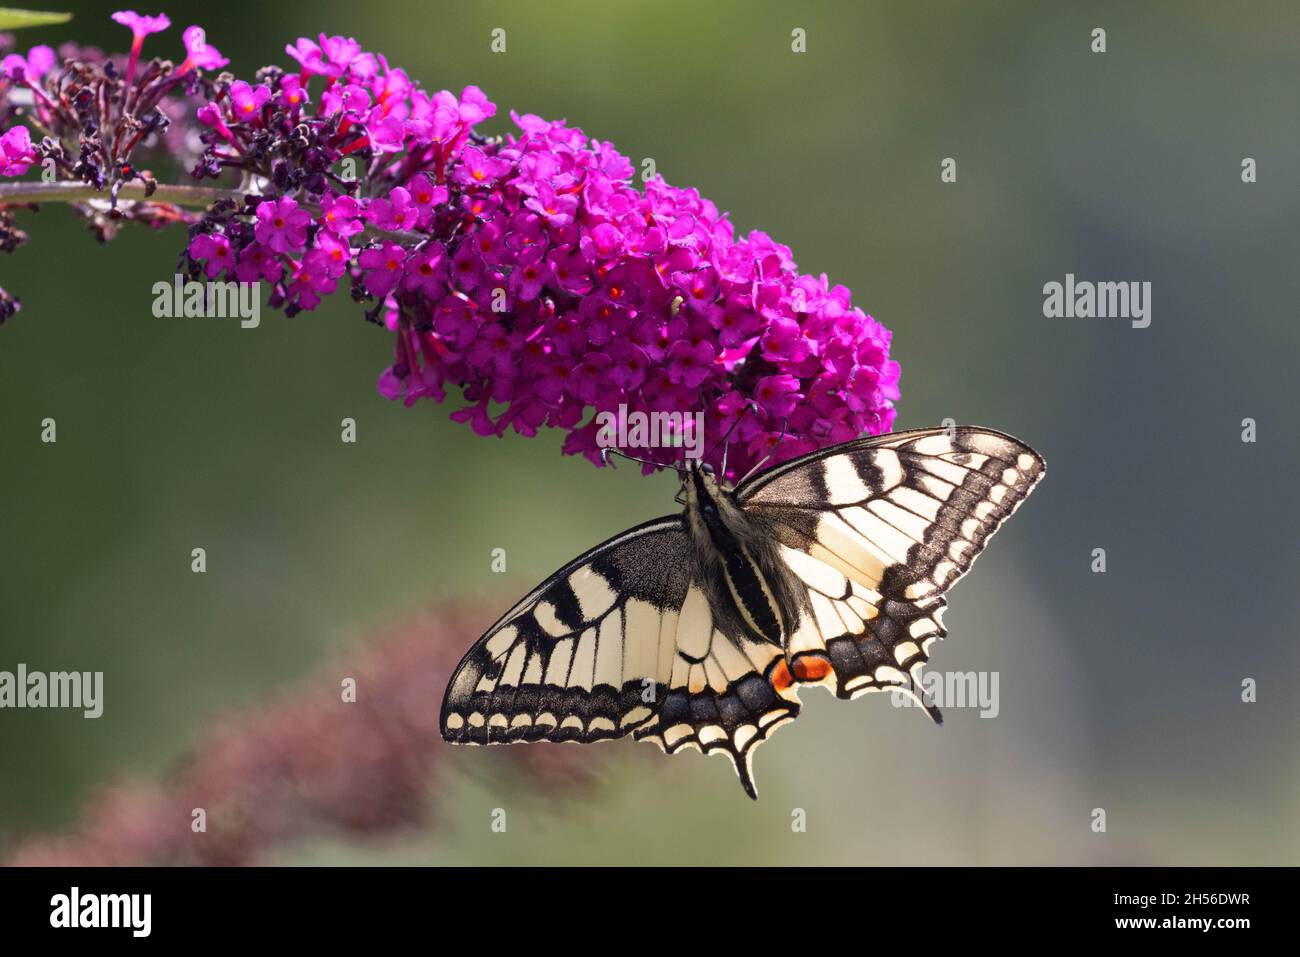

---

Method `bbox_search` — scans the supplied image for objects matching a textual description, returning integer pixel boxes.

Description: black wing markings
[442,426,1044,799]
[738,427,1044,712]
[440,515,800,797]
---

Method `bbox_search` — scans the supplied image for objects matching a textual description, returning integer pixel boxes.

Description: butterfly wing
[440,516,799,798]
[738,427,1045,710]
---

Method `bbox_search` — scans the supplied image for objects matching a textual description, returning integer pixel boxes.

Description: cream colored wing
[739,427,1045,708]
[440,517,799,798]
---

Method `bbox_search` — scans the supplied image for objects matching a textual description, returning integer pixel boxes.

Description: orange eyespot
[791,655,832,682]
[770,659,794,692]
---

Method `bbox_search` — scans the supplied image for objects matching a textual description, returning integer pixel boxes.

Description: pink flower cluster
[1,14,901,477]
[374,110,900,477]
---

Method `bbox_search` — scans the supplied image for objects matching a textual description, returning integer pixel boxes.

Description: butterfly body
[683,463,801,653]
[441,427,1045,799]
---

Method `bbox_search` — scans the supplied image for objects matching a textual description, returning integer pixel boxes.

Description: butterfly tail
[734,750,760,801]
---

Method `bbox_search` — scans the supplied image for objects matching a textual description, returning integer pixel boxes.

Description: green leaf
[0,7,72,30]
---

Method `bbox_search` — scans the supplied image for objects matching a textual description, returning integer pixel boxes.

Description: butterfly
[440,426,1044,799]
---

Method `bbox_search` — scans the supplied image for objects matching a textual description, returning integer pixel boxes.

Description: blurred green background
[2,0,1297,864]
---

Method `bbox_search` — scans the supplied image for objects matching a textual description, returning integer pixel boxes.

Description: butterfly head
[685,457,730,494]
[682,456,747,541]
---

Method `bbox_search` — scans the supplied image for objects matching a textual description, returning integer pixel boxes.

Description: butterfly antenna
[735,415,788,486]
[707,401,760,477]
[601,446,682,475]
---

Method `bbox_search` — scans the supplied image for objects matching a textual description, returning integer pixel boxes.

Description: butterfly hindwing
[630,616,799,800]
[768,534,950,709]
[738,427,1044,707]
[440,517,800,797]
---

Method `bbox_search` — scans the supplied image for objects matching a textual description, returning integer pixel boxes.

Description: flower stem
[0,180,242,208]
[0,180,421,242]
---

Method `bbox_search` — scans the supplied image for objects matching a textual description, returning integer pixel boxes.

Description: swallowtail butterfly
[441,426,1044,799]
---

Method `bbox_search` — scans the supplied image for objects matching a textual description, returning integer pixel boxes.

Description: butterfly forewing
[738,427,1045,704]
[440,517,800,797]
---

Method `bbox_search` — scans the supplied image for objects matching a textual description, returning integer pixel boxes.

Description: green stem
[0,180,421,242]
[0,180,241,207]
